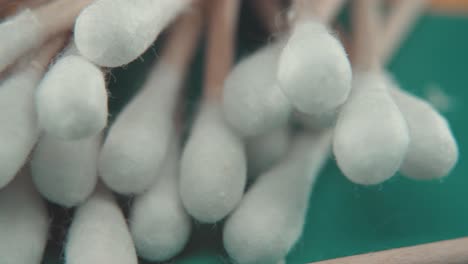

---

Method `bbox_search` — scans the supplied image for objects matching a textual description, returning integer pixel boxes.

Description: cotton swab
[130,138,191,262]
[0,167,49,264]
[65,185,138,264]
[74,0,191,68]
[30,133,101,207]
[223,131,332,264]
[223,0,290,137]
[223,40,292,136]
[246,126,291,176]
[377,1,458,180]
[0,0,94,73]
[333,0,409,185]
[0,37,65,189]
[387,80,458,180]
[180,0,246,223]
[277,0,351,116]
[99,4,202,195]
[35,43,107,140]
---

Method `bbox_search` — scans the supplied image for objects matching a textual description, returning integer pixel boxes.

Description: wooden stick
[311,237,468,264]
[29,35,67,73]
[352,0,382,71]
[160,2,203,74]
[380,0,427,64]
[34,0,94,39]
[203,0,240,101]
[0,0,49,17]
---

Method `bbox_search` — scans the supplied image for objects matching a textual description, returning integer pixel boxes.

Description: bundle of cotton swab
[99,4,202,195]
[180,0,247,223]
[0,0,461,262]
[35,42,108,140]
[0,37,65,189]
[0,0,94,73]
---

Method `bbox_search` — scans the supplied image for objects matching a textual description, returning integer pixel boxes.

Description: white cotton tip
[0,168,48,264]
[0,67,43,188]
[36,55,107,140]
[223,42,293,137]
[0,10,45,72]
[180,102,247,223]
[224,131,331,264]
[333,72,410,185]
[30,134,100,207]
[385,76,458,180]
[99,62,180,195]
[130,141,191,262]
[277,20,352,116]
[74,0,189,67]
[246,126,290,176]
[65,186,138,264]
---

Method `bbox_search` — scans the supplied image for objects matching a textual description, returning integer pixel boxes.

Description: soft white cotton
[0,66,43,188]
[74,0,189,67]
[0,168,49,264]
[31,133,101,207]
[333,72,410,185]
[277,20,352,116]
[180,102,247,223]
[385,76,458,180]
[65,186,138,264]
[99,62,180,195]
[0,9,45,73]
[130,140,191,262]
[223,42,292,137]
[296,108,339,130]
[36,50,107,140]
[246,126,290,176]
[224,131,331,264]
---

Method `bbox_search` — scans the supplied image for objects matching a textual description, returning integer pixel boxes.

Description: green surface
[44,12,468,264]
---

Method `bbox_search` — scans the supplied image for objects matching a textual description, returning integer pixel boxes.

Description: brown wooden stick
[352,0,382,71]
[28,35,67,73]
[34,0,94,39]
[203,0,240,101]
[160,1,203,74]
[380,0,427,64]
[311,237,468,264]
[0,0,49,18]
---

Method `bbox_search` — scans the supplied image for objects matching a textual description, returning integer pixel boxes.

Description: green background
[44,7,468,264]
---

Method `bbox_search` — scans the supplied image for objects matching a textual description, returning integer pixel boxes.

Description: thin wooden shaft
[35,0,94,39]
[352,0,382,71]
[203,0,240,101]
[161,2,203,75]
[29,35,67,73]
[311,236,468,264]
[0,0,49,18]
[380,0,427,64]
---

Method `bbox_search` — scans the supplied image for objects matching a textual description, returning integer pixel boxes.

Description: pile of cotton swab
[0,0,459,263]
